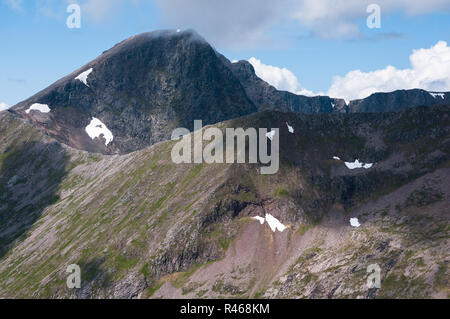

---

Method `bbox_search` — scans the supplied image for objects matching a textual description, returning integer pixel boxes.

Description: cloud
[248,57,321,96]
[327,41,450,101]
[248,57,300,93]
[6,0,449,45]
[154,0,290,48]
[292,0,450,39]
[154,0,450,46]
[0,102,10,112]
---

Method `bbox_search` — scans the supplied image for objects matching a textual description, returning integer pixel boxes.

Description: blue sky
[1,0,450,106]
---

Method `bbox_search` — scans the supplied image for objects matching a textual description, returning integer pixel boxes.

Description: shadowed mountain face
[0,112,70,260]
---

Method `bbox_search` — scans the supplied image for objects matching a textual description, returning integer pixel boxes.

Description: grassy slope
[0,106,449,298]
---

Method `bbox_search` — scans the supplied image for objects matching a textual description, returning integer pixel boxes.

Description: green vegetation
[274,185,289,197]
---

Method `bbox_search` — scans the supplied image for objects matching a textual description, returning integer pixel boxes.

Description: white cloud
[6,0,449,44]
[292,0,365,38]
[155,0,287,48]
[292,0,450,38]
[248,57,322,96]
[155,0,450,46]
[327,41,450,101]
[0,102,10,112]
[248,57,300,93]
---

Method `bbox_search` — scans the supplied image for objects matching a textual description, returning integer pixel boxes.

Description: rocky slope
[0,105,448,298]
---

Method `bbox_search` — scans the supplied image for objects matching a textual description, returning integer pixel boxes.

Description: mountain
[1,30,449,299]
[10,30,449,156]
[10,30,256,154]
[225,59,347,113]
[0,105,449,298]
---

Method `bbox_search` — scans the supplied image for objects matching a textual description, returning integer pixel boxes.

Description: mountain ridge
[0,105,448,298]
[6,29,450,156]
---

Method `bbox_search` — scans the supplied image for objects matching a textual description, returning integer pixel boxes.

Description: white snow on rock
[331,102,336,108]
[266,130,276,141]
[176,29,181,33]
[232,60,239,63]
[251,214,287,232]
[350,217,361,227]
[75,68,93,87]
[252,216,265,225]
[25,103,51,114]
[286,122,294,133]
[344,159,373,170]
[333,156,341,160]
[85,117,113,146]
[429,92,445,99]
[265,214,287,232]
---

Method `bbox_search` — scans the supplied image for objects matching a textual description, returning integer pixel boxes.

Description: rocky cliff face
[227,59,347,113]
[348,89,450,113]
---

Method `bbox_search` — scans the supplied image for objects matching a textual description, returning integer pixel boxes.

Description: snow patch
[286,122,294,133]
[429,92,445,99]
[265,214,287,232]
[344,159,373,170]
[252,216,265,225]
[176,29,181,33]
[25,103,51,114]
[331,102,336,108]
[266,130,276,141]
[333,156,341,160]
[350,218,361,227]
[85,117,113,146]
[251,214,287,232]
[75,68,93,87]
[232,60,239,63]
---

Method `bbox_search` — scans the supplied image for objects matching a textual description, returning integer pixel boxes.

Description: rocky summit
[10,30,257,154]
[0,30,449,299]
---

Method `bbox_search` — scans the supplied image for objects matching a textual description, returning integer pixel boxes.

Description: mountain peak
[11,29,255,154]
